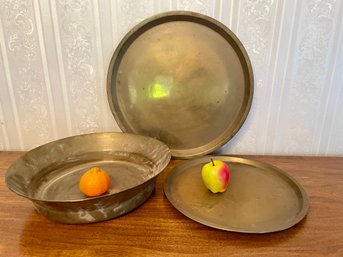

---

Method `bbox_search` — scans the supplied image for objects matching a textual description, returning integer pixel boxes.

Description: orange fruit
[79,167,111,197]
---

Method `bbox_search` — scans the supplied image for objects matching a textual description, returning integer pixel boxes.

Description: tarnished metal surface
[107,11,254,158]
[164,156,309,233]
[6,132,171,224]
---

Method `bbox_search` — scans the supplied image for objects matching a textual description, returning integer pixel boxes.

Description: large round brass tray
[164,156,309,233]
[107,11,254,158]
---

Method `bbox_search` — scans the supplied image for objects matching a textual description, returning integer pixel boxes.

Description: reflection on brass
[107,11,254,158]
[164,156,309,233]
[6,132,171,224]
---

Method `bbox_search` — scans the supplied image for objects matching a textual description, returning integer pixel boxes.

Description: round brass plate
[107,11,254,158]
[164,156,309,233]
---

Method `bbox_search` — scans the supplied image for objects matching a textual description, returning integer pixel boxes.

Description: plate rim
[163,155,310,233]
[107,11,254,158]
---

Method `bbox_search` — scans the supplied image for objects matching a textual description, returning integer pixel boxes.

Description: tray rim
[106,11,254,158]
[163,155,310,233]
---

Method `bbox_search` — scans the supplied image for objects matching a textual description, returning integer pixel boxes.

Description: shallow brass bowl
[6,132,171,224]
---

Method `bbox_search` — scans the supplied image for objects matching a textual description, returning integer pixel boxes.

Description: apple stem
[211,158,215,166]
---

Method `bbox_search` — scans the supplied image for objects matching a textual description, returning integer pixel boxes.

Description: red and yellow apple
[201,159,230,193]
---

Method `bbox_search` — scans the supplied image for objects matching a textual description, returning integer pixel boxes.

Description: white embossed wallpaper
[0,0,342,155]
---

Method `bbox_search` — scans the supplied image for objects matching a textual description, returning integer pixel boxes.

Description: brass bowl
[5,132,171,224]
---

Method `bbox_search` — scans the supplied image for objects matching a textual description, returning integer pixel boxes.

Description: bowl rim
[5,132,171,203]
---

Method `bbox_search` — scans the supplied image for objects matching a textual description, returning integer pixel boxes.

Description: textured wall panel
[0,0,53,149]
[273,0,340,155]
[0,0,342,156]
[53,0,102,134]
